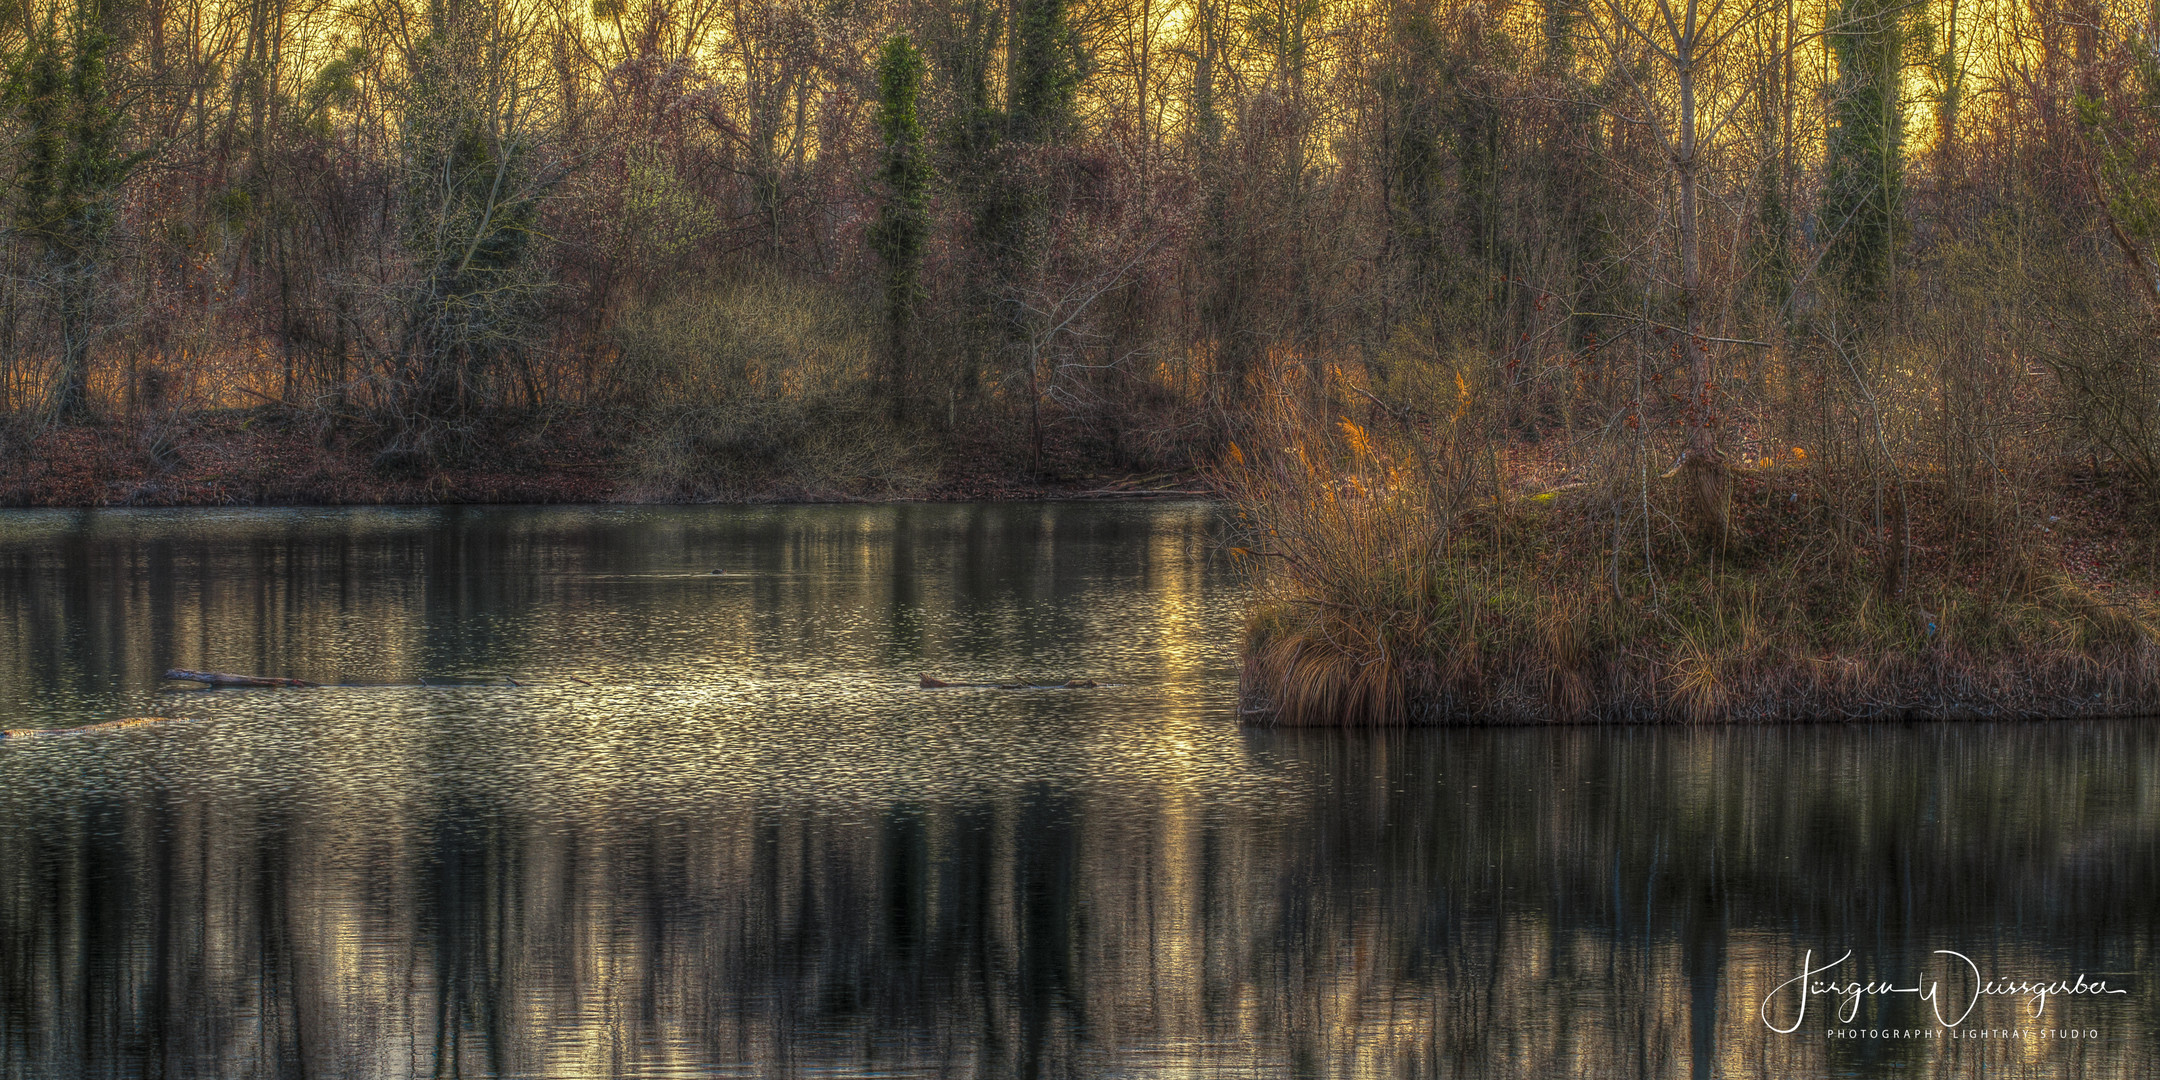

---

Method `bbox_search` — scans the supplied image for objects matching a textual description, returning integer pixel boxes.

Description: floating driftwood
[163,669,318,688]
[920,673,1100,690]
[163,670,576,689]
[4,717,187,738]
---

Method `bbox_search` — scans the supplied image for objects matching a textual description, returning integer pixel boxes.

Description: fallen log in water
[920,674,1099,689]
[4,717,187,738]
[163,670,587,689]
[163,669,318,688]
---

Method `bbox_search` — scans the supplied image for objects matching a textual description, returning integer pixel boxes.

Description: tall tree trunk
[1677,69,1713,468]
[54,262,94,421]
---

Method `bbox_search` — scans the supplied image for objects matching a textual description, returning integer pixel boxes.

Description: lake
[0,503,2152,1079]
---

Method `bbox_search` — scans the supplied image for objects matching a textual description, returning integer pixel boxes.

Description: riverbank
[0,411,1211,507]
[1226,423,2160,725]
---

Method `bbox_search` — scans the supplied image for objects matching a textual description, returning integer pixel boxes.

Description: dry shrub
[1540,595,1594,721]
[2028,281,2160,504]
[611,272,929,499]
[1226,377,2160,725]
[1225,375,1490,725]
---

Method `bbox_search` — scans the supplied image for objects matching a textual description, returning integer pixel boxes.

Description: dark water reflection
[0,503,2152,1079]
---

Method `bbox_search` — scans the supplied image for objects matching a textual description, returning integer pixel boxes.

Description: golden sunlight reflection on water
[0,503,2154,1079]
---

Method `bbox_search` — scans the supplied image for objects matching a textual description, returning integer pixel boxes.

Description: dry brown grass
[1223,391,2160,725]
[610,272,932,500]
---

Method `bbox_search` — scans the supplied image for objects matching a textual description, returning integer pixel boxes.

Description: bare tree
[1579,0,1780,532]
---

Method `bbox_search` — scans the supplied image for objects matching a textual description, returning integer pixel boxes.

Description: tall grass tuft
[1223,384,2160,725]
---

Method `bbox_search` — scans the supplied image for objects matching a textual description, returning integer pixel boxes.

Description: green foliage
[11,17,69,241]
[1915,9,1965,151]
[2080,69,2160,245]
[871,36,931,419]
[394,21,554,441]
[920,0,1011,411]
[303,47,368,118]
[7,0,141,420]
[622,154,717,256]
[874,38,929,202]
[1009,0,1084,144]
[1376,5,1452,296]
[1448,66,1503,316]
[1540,0,1574,68]
[1751,159,1796,319]
[1821,0,1909,301]
[925,0,1003,162]
[61,4,126,232]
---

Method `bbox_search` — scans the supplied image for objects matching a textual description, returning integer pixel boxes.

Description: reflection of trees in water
[0,504,1227,726]
[0,509,2150,1076]
[2,724,2155,1078]
[1252,728,2160,1078]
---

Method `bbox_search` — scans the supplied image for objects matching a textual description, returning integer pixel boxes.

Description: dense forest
[0,0,2147,482]
[0,0,2157,717]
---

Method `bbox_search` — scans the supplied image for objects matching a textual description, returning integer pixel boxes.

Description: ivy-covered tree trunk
[1009,0,1081,144]
[1376,2,1451,327]
[870,36,930,423]
[12,0,135,422]
[1822,0,1908,303]
[925,0,1005,420]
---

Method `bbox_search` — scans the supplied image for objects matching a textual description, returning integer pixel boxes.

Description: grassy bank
[1225,408,2160,725]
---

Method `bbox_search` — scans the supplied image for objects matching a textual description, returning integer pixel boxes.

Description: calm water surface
[0,503,2152,1079]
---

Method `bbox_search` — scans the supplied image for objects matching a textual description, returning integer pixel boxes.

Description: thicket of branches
[0,0,2155,511]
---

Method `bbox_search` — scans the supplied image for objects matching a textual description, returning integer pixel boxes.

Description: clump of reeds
[1222,388,2160,725]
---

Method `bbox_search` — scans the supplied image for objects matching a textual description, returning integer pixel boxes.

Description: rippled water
[0,503,2152,1079]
